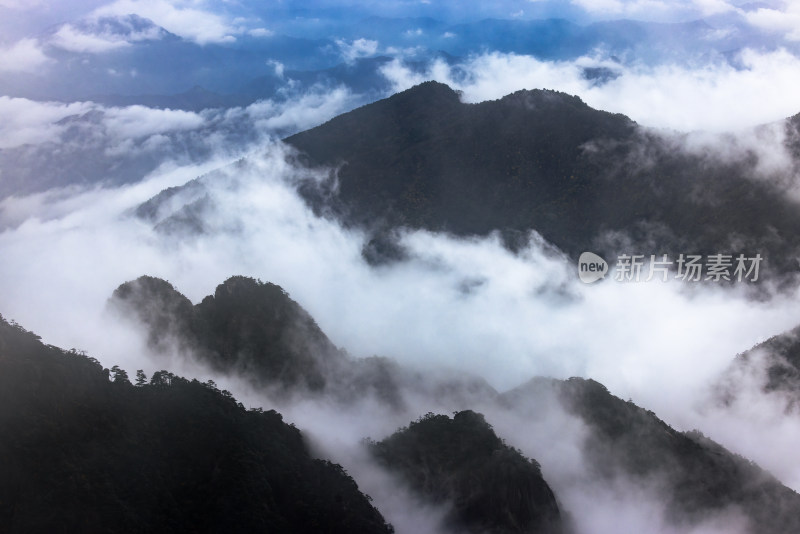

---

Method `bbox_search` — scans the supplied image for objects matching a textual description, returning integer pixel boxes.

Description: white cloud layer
[567,0,800,45]
[0,38,50,72]
[50,17,166,53]
[0,84,360,155]
[335,37,380,63]
[0,97,94,148]
[234,86,357,132]
[381,48,800,131]
[52,24,131,52]
[103,105,205,138]
[93,0,237,44]
[745,4,800,41]
[0,98,206,150]
[3,138,800,501]
[569,0,736,19]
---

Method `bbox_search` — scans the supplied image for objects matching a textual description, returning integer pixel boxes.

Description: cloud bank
[92,0,238,44]
[0,38,50,72]
[2,136,800,499]
[381,48,800,131]
[0,84,364,199]
[4,3,800,529]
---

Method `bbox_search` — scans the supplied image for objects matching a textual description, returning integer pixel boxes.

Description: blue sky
[1,0,798,134]
[0,0,794,44]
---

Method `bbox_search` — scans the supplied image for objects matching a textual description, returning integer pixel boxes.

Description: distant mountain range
[3,13,792,105]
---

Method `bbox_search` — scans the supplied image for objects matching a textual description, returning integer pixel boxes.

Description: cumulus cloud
[0,83,365,200]
[1,83,357,147]
[565,0,800,43]
[235,86,359,133]
[335,38,380,63]
[102,105,205,139]
[0,97,94,149]
[0,38,50,72]
[745,4,800,41]
[659,122,800,201]
[381,48,800,131]
[247,27,273,38]
[266,59,284,78]
[50,16,166,53]
[0,98,205,151]
[93,0,237,44]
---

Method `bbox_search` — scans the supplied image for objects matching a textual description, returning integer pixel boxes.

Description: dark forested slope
[369,410,563,534]
[286,81,800,276]
[501,377,800,534]
[714,321,800,410]
[0,315,393,534]
[109,275,497,408]
[109,273,800,534]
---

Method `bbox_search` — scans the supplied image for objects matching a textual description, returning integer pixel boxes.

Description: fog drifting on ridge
[4,44,800,533]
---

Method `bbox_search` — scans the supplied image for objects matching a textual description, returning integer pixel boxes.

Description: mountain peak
[396,80,461,101]
[212,275,288,301]
[364,80,463,119]
[369,410,563,534]
[286,82,800,279]
[500,87,588,111]
[286,81,636,247]
[61,13,174,42]
[110,276,344,393]
[0,314,393,534]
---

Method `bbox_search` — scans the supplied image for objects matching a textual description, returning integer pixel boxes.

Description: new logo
[578,252,608,284]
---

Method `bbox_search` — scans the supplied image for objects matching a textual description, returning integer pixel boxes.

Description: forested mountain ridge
[284,81,800,277]
[714,321,800,410]
[110,275,498,408]
[134,81,800,280]
[369,410,564,534]
[501,377,800,534]
[110,275,344,393]
[109,273,800,534]
[0,313,394,534]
